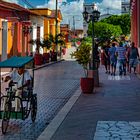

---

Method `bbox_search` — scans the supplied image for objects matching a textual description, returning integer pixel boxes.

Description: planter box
[43,53,50,63]
[51,52,57,61]
[34,54,43,65]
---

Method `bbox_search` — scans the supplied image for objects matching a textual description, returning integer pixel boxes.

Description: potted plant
[29,39,43,65]
[71,40,94,93]
[49,33,65,61]
[40,37,52,63]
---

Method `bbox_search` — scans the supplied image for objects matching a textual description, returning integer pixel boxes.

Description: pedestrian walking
[108,43,117,76]
[94,43,100,69]
[115,42,127,76]
[101,45,110,74]
[124,44,130,72]
[127,42,139,74]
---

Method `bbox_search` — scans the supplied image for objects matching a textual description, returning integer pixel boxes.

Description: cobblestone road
[0,60,83,140]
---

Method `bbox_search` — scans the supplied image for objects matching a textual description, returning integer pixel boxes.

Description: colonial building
[130,0,140,73]
[121,0,130,14]
[30,8,62,52]
[0,0,38,61]
[60,24,71,48]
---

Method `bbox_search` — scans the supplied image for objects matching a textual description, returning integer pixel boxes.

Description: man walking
[116,42,127,76]
[128,42,139,74]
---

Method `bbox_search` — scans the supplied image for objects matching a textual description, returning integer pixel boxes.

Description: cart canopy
[0,56,34,68]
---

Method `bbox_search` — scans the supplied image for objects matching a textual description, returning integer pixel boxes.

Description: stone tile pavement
[1,47,140,140]
[50,65,140,140]
[0,55,84,140]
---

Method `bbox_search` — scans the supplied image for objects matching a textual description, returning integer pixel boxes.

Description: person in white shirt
[4,67,31,111]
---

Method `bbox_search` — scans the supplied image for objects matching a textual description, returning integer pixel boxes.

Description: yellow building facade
[30,8,62,38]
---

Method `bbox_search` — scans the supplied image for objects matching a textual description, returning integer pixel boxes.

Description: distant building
[99,14,112,21]
[121,0,130,14]
[60,24,71,48]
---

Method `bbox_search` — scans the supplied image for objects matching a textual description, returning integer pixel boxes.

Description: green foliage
[71,40,92,77]
[47,33,66,49]
[88,22,122,43]
[100,14,130,35]
[29,39,42,52]
[71,38,80,43]
[82,37,92,43]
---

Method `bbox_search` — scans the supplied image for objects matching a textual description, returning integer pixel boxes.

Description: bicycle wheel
[2,102,11,134]
[31,94,37,122]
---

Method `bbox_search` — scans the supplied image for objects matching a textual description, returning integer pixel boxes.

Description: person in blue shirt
[115,42,127,76]
[108,43,117,76]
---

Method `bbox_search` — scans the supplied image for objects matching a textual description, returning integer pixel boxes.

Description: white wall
[30,16,44,54]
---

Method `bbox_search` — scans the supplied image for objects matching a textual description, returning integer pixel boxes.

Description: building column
[138,0,140,49]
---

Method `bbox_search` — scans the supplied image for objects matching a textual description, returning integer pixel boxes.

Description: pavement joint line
[37,87,81,140]
[0,59,64,76]
[34,59,64,70]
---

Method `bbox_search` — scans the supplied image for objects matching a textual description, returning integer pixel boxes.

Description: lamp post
[83,4,100,70]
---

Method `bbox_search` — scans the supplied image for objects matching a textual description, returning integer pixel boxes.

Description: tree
[48,33,65,50]
[100,14,130,35]
[87,22,122,43]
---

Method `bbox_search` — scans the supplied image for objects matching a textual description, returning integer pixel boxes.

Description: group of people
[101,41,139,76]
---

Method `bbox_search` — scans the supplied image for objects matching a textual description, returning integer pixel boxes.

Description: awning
[0,56,34,68]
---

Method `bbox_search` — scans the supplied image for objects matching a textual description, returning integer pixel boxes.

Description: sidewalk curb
[34,59,64,71]
[37,87,81,140]
[0,59,65,76]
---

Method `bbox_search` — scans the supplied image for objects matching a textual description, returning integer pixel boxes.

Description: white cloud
[37,0,57,9]
[35,0,122,29]
[97,0,121,15]
[60,0,84,29]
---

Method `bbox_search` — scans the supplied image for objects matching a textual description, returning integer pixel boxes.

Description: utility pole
[73,16,76,47]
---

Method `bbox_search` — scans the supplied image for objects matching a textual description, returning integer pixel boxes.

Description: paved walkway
[1,47,140,140]
[48,65,140,140]
[0,47,84,140]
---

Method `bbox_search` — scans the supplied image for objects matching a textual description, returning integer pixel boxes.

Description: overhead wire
[20,0,35,8]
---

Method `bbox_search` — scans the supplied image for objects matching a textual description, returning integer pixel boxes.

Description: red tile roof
[0,0,38,15]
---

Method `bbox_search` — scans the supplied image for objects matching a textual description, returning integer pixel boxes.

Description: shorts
[110,60,117,67]
[129,59,138,67]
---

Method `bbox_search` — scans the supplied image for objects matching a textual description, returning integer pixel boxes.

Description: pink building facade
[130,0,140,73]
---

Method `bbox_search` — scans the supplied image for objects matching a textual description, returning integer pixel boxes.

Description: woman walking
[128,42,139,74]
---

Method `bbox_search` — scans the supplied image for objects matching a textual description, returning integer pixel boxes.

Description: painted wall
[130,0,140,73]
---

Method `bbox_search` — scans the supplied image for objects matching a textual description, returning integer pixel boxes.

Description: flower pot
[62,48,66,55]
[51,51,57,61]
[80,77,94,93]
[43,53,50,63]
[34,54,43,65]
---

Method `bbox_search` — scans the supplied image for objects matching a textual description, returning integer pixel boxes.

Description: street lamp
[83,4,100,70]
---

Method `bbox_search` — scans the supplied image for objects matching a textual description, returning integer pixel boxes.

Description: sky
[4,0,125,29]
